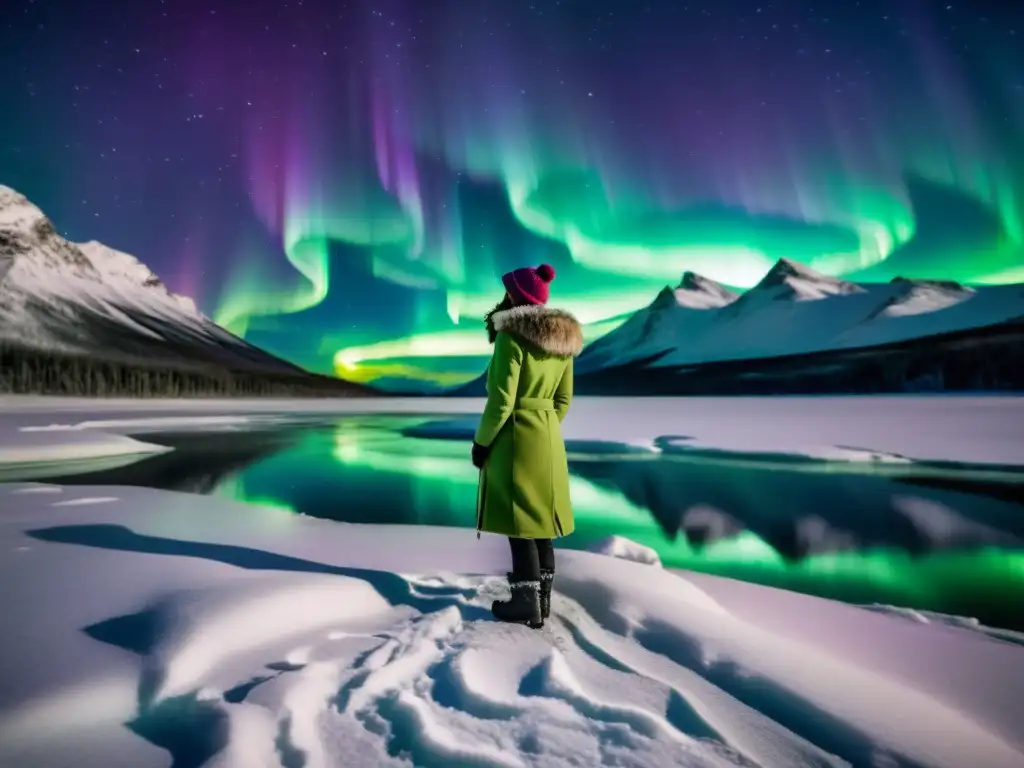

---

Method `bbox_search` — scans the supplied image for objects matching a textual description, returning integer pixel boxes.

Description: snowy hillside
[576,257,1023,372]
[0,185,318,377]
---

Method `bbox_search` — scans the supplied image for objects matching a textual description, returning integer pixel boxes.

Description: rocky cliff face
[0,184,308,375]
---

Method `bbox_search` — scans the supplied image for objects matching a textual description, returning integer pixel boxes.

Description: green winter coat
[475,305,584,540]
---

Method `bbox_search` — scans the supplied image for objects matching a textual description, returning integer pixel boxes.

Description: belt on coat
[515,397,555,411]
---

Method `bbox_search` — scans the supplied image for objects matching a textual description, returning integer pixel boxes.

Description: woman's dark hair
[484,293,514,344]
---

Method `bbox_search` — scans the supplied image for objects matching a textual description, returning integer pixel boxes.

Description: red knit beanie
[501,263,556,306]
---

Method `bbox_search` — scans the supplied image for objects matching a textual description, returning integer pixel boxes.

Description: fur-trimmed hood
[491,305,584,358]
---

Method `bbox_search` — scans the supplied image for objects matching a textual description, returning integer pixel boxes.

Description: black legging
[508,537,555,581]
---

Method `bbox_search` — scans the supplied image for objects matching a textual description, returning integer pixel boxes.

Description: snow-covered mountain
[742,256,866,301]
[576,271,737,373]
[0,185,333,378]
[672,271,739,307]
[867,278,972,319]
[576,257,1023,372]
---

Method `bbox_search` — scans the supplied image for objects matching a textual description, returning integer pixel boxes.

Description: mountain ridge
[0,185,371,397]
[452,257,1023,395]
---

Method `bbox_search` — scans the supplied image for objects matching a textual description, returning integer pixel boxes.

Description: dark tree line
[570,320,1024,396]
[0,343,374,398]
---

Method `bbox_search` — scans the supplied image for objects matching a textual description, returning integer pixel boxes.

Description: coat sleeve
[553,357,573,423]
[474,332,523,447]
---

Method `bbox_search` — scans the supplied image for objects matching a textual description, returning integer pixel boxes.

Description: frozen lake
[8,407,1022,630]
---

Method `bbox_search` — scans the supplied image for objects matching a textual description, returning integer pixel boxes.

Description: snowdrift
[1,482,1023,768]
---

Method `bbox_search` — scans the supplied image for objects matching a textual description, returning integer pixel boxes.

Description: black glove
[471,441,490,469]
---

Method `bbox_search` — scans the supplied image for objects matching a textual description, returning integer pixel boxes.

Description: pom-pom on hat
[501,263,556,306]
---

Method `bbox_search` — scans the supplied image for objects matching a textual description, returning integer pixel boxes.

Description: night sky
[1,0,1022,387]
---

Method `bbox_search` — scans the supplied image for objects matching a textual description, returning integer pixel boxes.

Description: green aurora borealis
[1,0,1022,387]
[234,163,1024,388]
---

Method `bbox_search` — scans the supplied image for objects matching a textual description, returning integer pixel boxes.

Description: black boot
[491,573,543,628]
[539,568,555,621]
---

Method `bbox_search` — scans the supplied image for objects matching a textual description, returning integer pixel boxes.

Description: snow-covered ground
[1,396,1023,767]
[2,483,1023,768]
[0,427,170,467]
[3,394,1024,467]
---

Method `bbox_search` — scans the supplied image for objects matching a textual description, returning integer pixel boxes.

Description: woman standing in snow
[472,263,584,628]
